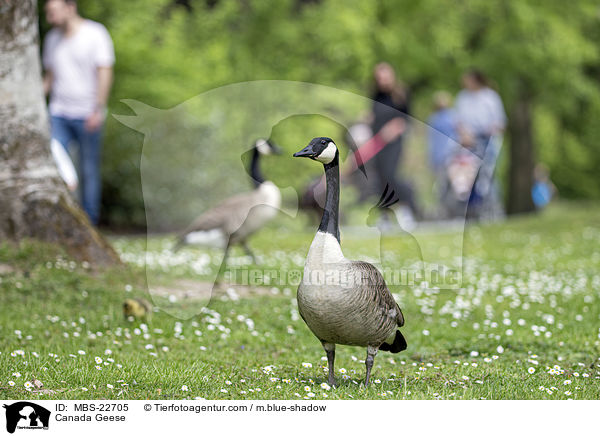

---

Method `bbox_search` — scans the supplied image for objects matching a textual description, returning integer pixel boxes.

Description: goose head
[255,138,282,155]
[293,137,338,165]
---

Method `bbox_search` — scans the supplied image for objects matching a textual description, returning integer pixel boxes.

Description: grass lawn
[0,202,599,400]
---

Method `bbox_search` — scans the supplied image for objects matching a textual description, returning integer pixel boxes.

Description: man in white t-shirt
[42,0,115,225]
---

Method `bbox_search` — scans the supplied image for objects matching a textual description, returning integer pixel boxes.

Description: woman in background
[455,69,506,157]
[455,69,507,220]
[370,62,418,230]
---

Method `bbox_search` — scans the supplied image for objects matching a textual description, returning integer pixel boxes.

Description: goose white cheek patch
[315,142,337,164]
[256,139,271,155]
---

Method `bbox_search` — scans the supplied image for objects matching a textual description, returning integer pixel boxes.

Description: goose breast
[298,233,400,346]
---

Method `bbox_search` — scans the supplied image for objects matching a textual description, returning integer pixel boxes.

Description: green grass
[0,202,599,400]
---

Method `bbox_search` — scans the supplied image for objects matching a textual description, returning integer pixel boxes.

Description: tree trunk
[0,0,119,266]
[507,79,536,215]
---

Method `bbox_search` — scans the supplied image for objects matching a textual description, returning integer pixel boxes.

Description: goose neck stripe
[318,152,340,242]
[250,146,265,186]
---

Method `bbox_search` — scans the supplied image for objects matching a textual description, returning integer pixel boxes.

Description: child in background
[531,163,557,209]
[427,91,458,176]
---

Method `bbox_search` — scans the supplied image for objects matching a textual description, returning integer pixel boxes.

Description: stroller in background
[441,135,504,221]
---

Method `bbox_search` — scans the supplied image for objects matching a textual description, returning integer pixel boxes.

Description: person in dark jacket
[370,62,418,230]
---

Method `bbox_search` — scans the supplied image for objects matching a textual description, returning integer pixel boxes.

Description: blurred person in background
[43,0,115,225]
[427,91,458,178]
[531,163,557,209]
[455,69,506,220]
[427,91,460,218]
[370,62,419,230]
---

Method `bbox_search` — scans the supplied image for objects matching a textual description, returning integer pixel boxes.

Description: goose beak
[293,145,315,158]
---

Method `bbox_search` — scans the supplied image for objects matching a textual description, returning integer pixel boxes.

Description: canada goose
[174,139,282,266]
[293,137,407,387]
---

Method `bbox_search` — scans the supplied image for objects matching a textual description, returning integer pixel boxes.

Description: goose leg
[321,342,336,387]
[241,241,257,264]
[364,346,378,387]
[215,241,232,286]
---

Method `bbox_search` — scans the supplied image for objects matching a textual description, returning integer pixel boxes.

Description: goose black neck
[318,152,340,242]
[250,147,265,187]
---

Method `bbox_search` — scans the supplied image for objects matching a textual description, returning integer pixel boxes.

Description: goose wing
[350,261,405,327]
[179,191,258,237]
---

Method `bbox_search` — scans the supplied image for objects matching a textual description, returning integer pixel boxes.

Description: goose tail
[379,330,407,353]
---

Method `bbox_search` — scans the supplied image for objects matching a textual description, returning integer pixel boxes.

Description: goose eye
[321,140,326,144]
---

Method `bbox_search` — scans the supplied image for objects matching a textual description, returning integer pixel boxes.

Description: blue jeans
[50,115,103,225]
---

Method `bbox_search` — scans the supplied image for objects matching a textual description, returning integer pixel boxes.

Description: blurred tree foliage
[39,0,600,228]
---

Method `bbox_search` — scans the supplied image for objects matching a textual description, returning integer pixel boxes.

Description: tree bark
[507,78,536,215]
[0,0,119,266]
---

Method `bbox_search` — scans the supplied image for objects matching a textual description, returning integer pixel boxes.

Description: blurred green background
[38,0,600,229]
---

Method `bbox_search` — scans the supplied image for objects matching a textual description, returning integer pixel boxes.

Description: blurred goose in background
[293,137,407,387]
[174,139,281,265]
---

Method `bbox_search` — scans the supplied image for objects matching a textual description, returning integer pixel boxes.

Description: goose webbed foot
[364,346,378,387]
[322,342,337,387]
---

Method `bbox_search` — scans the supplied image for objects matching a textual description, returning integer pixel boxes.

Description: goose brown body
[176,181,280,247]
[298,234,404,347]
